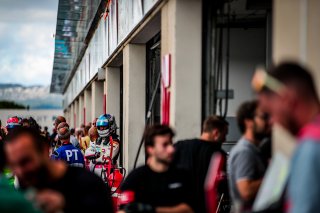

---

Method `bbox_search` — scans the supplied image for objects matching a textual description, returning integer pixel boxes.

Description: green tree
[0,101,26,109]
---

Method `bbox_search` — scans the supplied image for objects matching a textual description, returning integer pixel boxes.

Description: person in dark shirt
[4,127,114,213]
[119,124,194,213]
[173,115,229,213]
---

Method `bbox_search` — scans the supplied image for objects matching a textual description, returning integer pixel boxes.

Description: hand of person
[1,126,8,135]
[36,189,65,213]
[120,202,155,213]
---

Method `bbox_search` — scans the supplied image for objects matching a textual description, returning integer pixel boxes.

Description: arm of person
[156,203,194,213]
[233,150,263,202]
[289,141,320,213]
[236,178,262,202]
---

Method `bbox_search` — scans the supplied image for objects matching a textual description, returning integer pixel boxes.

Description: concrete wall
[223,28,266,117]
[273,0,320,155]
[84,88,92,125]
[274,0,320,94]
[123,44,146,171]
[78,95,84,126]
[91,81,104,120]
[74,99,79,128]
[161,0,202,141]
[106,67,121,122]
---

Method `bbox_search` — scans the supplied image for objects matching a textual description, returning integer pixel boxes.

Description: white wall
[219,28,266,117]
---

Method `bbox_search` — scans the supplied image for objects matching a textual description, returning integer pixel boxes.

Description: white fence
[0,109,63,132]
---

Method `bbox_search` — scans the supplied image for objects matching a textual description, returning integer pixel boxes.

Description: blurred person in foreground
[253,62,320,213]
[51,122,84,168]
[118,125,194,213]
[228,100,269,211]
[5,127,114,213]
[0,133,42,213]
[173,115,229,213]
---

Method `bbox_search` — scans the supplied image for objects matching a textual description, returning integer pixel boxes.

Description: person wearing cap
[51,122,85,168]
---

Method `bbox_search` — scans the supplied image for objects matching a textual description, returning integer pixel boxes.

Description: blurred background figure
[92,118,98,127]
[53,116,66,131]
[255,62,320,213]
[228,100,268,212]
[84,126,99,171]
[51,116,66,149]
[75,129,83,143]
[6,116,22,134]
[69,128,80,149]
[88,126,99,144]
[173,115,229,213]
[0,120,6,141]
[42,126,50,140]
[22,118,30,127]
[5,127,114,213]
[49,128,57,149]
[80,125,91,153]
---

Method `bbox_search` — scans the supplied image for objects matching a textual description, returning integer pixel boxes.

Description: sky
[0,0,58,86]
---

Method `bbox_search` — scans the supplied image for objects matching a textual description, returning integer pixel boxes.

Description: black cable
[223,3,231,119]
[217,24,223,117]
[133,70,162,169]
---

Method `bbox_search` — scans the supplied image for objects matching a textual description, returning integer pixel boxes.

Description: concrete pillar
[104,80,107,115]
[84,88,92,125]
[74,99,79,128]
[70,103,75,128]
[274,0,320,94]
[161,0,202,141]
[79,95,84,126]
[91,81,104,120]
[65,107,70,125]
[106,67,121,122]
[123,44,146,171]
[273,0,320,156]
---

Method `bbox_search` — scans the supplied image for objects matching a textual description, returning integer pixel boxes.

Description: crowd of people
[0,61,319,213]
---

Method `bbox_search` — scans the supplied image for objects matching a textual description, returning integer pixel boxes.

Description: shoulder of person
[174,138,199,148]
[123,166,149,183]
[67,167,103,184]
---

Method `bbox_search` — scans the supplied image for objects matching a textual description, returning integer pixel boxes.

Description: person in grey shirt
[228,100,269,211]
[70,128,80,148]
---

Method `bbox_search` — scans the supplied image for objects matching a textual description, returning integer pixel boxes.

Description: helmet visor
[97,125,109,131]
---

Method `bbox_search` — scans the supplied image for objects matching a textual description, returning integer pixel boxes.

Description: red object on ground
[109,169,124,210]
[205,153,225,213]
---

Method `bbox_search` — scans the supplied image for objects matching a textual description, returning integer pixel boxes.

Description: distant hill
[0,84,62,109]
[0,100,26,109]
